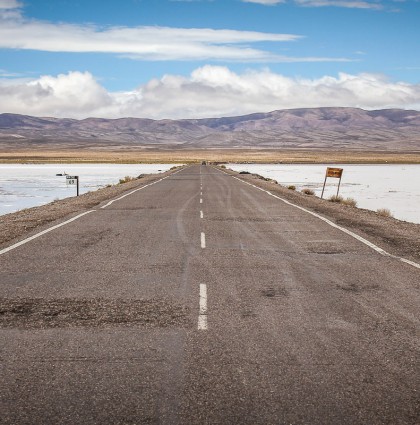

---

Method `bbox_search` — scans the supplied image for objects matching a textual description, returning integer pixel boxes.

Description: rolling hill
[1,107,419,151]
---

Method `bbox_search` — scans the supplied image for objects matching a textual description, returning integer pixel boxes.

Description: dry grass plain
[1,148,420,164]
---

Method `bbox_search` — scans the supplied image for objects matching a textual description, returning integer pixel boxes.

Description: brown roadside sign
[326,167,343,178]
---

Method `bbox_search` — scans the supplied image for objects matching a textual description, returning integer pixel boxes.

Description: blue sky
[0,0,419,118]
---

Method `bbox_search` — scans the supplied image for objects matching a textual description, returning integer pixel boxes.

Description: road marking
[200,198,203,204]
[201,232,206,248]
[199,283,207,314]
[200,210,204,219]
[216,167,420,271]
[400,258,420,270]
[101,179,162,209]
[0,167,186,255]
[198,315,207,330]
[100,167,184,209]
[200,191,202,196]
[198,283,208,330]
[0,211,95,256]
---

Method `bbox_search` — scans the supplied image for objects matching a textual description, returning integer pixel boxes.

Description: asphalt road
[1,165,419,424]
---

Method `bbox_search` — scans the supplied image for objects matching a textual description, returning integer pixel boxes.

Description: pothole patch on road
[0,298,190,329]
[261,287,288,298]
[336,282,380,293]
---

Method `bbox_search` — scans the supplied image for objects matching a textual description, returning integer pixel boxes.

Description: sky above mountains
[0,0,419,119]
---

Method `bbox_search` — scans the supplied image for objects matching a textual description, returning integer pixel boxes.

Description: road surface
[1,165,419,424]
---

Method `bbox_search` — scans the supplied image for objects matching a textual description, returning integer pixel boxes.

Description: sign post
[66,175,79,196]
[321,167,343,199]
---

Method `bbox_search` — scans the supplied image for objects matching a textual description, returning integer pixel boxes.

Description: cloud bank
[1,67,419,119]
[0,1,356,63]
[0,22,303,62]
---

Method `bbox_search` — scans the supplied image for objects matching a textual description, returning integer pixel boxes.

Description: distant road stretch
[1,165,419,425]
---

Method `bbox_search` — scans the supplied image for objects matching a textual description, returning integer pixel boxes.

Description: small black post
[336,175,342,197]
[76,176,79,196]
[321,173,328,199]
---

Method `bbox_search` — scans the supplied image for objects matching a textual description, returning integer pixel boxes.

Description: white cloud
[0,0,21,9]
[0,0,22,19]
[295,0,383,9]
[0,4,302,62]
[1,67,419,119]
[0,20,352,62]
[0,72,113,118]
[0,2,356,63]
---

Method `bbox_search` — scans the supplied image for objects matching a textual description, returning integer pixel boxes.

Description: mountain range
[1,107,420,151]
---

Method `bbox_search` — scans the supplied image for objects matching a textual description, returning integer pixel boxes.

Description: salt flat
[0,164,177,216]
[228,164,420,224]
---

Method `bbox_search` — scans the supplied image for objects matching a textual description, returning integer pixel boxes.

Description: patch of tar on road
[261,287,289,298]
[0,298,190,329]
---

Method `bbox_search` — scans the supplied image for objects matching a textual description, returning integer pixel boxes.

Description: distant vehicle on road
[201,161,207,165]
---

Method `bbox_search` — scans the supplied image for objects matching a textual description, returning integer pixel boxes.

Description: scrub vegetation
[118,176,136,184]
[377,208,393,217]
[329,195,358,207]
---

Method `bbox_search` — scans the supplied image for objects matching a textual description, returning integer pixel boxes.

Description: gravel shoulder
[220,166,420,264]
[0,166,184,250]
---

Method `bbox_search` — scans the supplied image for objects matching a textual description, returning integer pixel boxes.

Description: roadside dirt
[221,167,420,264]
[0,166,183,250]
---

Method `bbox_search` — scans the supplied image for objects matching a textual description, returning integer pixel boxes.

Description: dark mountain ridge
[1,107,419,151]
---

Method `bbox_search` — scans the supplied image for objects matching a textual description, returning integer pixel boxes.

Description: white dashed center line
[198,171,207,329]
[198,283,208,330]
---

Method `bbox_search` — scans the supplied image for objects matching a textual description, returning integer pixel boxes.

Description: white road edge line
[215,167,420,271]
[200,210,204,219]
[0,210,95,256]
[101,182,159,209]
[0,167,186,256]
[198,283,208,330]
[400,258,420,269]
[201,232,206,248]
[100,167,183,209]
